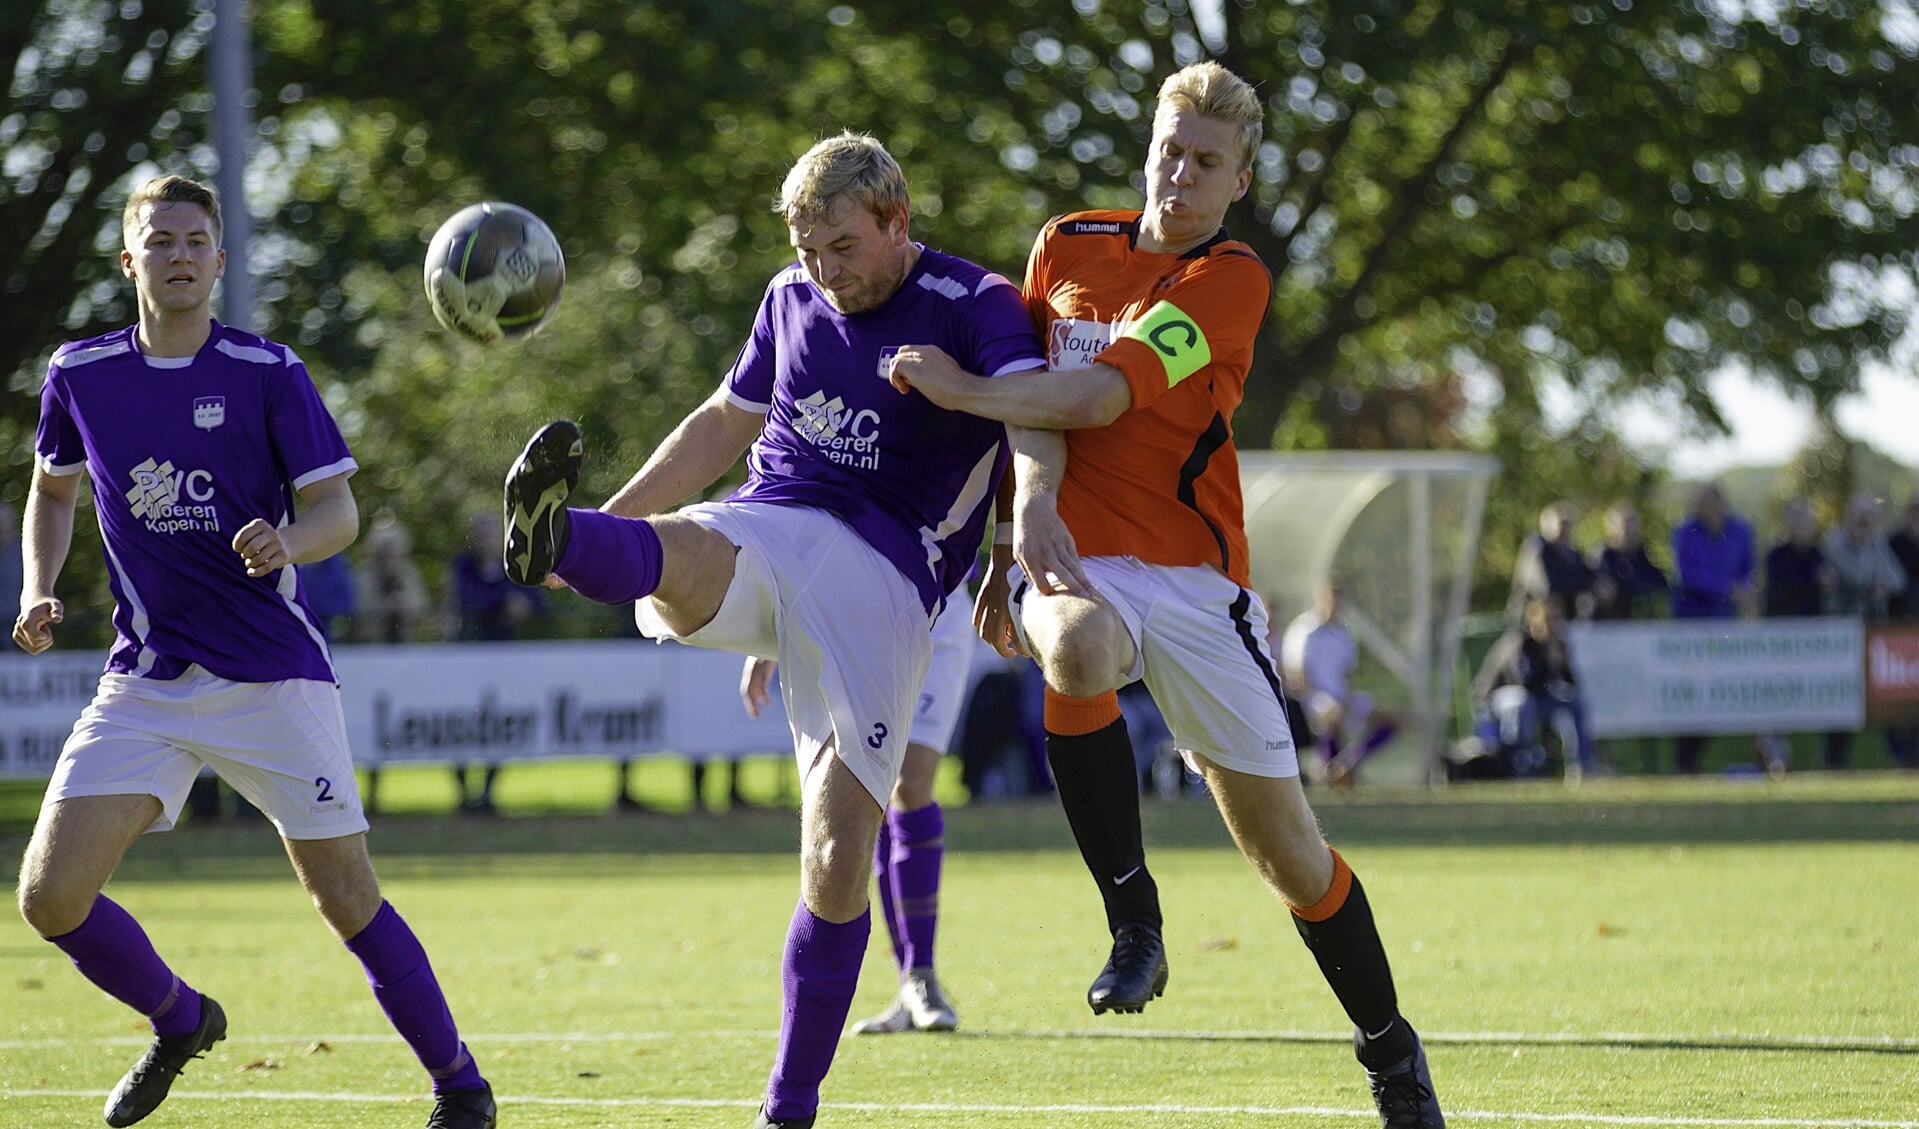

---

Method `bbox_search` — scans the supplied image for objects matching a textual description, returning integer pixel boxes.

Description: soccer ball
[423,202,566,344]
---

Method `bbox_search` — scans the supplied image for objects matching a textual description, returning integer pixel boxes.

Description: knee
[1038,630,1126,697]
[307,875,384,939]
[18,879,91,938]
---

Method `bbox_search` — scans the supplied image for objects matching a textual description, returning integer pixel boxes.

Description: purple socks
[49,895,202,1037]
[872,818,905,969]
[886,804,944,973]
[554,508,664,605]
[764,900,870,1122]
[345,901,485,1093]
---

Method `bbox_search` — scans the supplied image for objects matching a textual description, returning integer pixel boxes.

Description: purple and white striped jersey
[725,247,1044,615]
[34,321,356,684]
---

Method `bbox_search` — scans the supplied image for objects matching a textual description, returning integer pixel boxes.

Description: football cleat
[900,970,959,1032]
[750,1107,816,1128]
[1359,1027,1445,1129]
[503,420,582,586]
[1087,922,1169,1015]
[424,1083,497,1129]
[849,993,912,1035]
[104,995,227,1127]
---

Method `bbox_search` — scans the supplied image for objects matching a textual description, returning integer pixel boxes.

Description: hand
[973,549,1025,658]
[740,656,778,719]
[232,518,291,577]
[12,597,63,654]
[887,344,970,409]
[1014,501,1091,597]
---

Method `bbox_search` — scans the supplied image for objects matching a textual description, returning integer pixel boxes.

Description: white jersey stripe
[99,537,158,677]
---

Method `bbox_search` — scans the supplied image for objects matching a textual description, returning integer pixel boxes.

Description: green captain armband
[1121,300,1212,387]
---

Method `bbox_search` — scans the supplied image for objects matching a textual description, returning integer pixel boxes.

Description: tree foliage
[7,0,1919,637]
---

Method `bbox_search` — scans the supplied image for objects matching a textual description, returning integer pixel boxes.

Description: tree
[1,0,210,497]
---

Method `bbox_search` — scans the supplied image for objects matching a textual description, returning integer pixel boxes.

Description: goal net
[1240,451,1498,784]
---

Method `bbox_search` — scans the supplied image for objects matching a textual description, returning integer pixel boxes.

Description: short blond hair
[776,132,909,227]
[123,174,223,245]
[1155,62,1263,171]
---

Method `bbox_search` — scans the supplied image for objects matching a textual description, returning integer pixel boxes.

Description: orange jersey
[1022,210,1271,586]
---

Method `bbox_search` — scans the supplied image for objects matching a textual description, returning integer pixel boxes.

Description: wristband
[993,524,1015,546]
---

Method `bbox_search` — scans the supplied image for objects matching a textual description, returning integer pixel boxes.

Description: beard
[821,259,908,315]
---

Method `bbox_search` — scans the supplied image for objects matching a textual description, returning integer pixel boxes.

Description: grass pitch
[2,775,1917,1128]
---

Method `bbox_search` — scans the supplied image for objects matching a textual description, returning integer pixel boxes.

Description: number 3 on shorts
[866,723,888,750]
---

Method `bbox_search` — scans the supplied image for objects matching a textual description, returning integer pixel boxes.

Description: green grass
[3,777,1918,1127]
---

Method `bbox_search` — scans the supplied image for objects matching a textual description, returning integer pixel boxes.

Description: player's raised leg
[18,794,227,1128]
[504,420,741,624]
[756,746,886,1128]
[1197,762,1443,1128]
[282,832,495,1128]
[1017,586,1168,1015]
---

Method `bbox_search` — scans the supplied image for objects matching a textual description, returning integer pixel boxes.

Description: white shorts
[1011,556,1299,778]
[909,597,977,755]
[634,503,932,806]
[43,666,369,839]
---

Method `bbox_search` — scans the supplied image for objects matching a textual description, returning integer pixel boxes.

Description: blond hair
[776,132,909,227]
[123,174,223,245]
[1155,62,1263,171]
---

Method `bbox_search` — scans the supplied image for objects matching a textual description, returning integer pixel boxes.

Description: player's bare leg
[21,794,227,1127]
[1194,755,1443,1127]
[757,744,885,1127]
[1018,590,1167,1013]
[285,831,495,1128]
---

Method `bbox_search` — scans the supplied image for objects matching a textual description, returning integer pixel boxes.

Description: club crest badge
[875,345,900,381]
[192,396,225,431]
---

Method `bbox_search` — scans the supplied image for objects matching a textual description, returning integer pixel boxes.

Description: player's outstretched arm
[1009,427,1089,597]
[601,385,763,520]
[13,465,82,655]
[975,475,1022,657]
[232,472,359,578]
[889,345,1131,431]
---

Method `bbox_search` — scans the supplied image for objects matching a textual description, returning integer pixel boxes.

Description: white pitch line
[2,1027,1914,1052]
[1,1089,1914,1128]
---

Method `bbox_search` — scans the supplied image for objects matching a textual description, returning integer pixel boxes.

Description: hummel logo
[1111,866,1143,886]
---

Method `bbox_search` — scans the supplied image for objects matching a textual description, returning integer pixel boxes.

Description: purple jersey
[725,247,1044,614]
[35,322,357,683]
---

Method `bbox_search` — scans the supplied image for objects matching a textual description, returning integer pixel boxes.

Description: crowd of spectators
[14,481,1916,818]
[1461,486,1917,781]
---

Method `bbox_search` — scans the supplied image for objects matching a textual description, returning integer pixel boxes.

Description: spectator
[1471,596,1598,780]
[1279,579,1402,786]
[1590,503,1669,620]
[449,510,540,642]
[1820,493,1909,770]
[356,516,431,643]
[1888,501,1919,769]
[1510,501,1597,620]
[1,500,22,646]
[1822,493,1907,621]
[446,511,541,814]
[303,550,357,642]
[1755,498,1829,774]
[1670,483,1757,773]
[1890,501,1919,621]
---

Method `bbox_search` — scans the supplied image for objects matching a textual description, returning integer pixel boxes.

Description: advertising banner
[0,641,794,778]
[1865,625,1919,728]
[1565,618,1864,738]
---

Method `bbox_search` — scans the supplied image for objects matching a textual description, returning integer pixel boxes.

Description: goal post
[1239,451,1499,784]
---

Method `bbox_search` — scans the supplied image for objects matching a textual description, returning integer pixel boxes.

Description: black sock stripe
[1228,587,1288,711]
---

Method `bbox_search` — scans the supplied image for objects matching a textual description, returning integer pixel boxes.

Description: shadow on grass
[1,777,1915,884]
